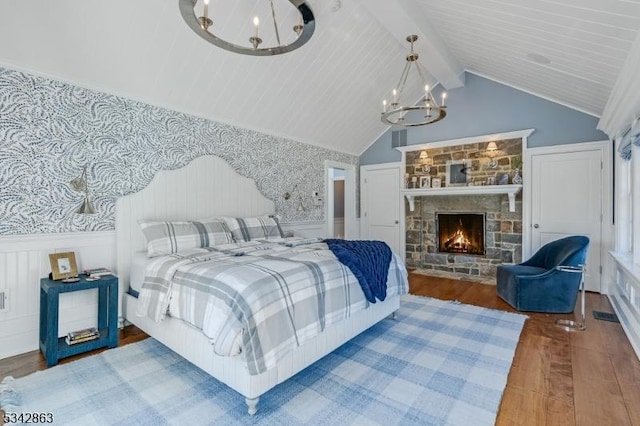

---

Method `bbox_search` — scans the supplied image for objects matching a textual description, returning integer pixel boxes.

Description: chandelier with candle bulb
[381,35,447,127]
[179,0,315,56]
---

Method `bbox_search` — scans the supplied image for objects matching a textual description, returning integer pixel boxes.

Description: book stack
[83,267,111,277]
[66,327,100,345]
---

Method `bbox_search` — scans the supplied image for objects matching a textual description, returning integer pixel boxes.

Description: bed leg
[245,397,259,415]
[389,310,398,321]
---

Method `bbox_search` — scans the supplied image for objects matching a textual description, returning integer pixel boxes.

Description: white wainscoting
[280,221,326,238]
[609,252,640,360]
[0,231,116,360]
[279,219,360,239]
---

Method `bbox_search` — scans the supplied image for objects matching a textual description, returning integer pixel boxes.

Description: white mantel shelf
[403,184,522,212]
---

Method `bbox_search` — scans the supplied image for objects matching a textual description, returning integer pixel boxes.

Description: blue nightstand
[39,274,119,367]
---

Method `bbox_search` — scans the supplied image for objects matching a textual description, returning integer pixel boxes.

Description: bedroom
[1,0,640,424]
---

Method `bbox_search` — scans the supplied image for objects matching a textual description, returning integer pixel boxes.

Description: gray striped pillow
[221,215,284,242]
[139,219,235,257]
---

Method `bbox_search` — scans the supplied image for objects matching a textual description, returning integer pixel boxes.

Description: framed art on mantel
[446,160,470,187]
[419,176,430,188]
[49,252,78,280]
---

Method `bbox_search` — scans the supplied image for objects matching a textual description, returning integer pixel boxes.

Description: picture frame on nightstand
[49,252,78,281]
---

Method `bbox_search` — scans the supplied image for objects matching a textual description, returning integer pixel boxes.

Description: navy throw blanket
[325,239,392,303]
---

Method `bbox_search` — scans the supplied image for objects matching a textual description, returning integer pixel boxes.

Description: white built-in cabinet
[610,139,640,360]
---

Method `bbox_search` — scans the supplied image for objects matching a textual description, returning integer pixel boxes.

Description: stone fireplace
[437,212,485,255]
[404,137,523,284]
[406,195,522,283]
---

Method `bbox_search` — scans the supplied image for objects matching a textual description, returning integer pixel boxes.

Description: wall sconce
[283,184,296,201]
[284,184,306,211]
[69,166,96,214]
[419,150,431,173]
[284,185,323,211]
[486,142,498,169]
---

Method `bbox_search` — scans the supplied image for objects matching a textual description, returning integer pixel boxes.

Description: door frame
[360,162,404,261]
[523,139,614,293]
[324,160,357,239]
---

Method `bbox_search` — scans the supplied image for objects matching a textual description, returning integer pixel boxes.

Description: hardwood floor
[0,324,147,380]
[1,272,639,425]
[410,273,640,426]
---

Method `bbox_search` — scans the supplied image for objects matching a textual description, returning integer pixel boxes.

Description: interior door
[361,164,401,255]
[530,149,603,292]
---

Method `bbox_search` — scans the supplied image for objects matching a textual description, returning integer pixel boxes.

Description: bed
[116,155,408,415]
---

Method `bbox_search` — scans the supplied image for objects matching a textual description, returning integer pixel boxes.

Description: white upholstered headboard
[115,155,275,291]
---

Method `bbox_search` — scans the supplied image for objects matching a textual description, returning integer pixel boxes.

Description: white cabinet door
[530,149,603,292]
[361,164,402,256]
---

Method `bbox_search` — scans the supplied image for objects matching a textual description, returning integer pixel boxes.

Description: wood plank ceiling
[0,0,639,155]
[413,0,640,117]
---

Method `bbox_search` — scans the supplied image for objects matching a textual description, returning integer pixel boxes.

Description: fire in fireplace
[437,212,485,255]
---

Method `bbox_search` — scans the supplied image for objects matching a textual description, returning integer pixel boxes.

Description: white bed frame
[116,155,400,415]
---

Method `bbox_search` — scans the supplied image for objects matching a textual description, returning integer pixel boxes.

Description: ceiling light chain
[381,35,447,127]
[179,0,315,56]
[269,0,282,46]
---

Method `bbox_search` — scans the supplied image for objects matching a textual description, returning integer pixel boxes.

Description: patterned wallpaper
[0,67,358,235]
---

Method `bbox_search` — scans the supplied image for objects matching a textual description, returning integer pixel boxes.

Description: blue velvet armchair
[496,236,590,313]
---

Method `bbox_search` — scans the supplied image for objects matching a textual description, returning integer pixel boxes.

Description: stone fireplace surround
[406,194,522,284]
[402,135,524,284]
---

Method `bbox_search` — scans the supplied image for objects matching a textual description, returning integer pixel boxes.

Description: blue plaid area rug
[2,295,526,425]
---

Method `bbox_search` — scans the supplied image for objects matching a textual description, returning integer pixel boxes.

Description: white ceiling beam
[357,0,465,89]
[598,30,640,138]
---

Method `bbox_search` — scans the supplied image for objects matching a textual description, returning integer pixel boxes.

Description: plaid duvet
[136,239,408,375]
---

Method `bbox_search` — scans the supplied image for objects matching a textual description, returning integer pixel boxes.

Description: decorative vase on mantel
[512,168,523,185]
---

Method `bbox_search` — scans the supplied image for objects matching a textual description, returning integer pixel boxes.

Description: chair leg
[555,264,586,332]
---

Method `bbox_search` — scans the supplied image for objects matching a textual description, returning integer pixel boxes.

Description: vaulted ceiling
[0,0,639,155]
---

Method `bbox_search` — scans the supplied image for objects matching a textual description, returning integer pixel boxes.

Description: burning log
[437,213,485,255]
[443,228,472,252]
[443,218,474,252]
